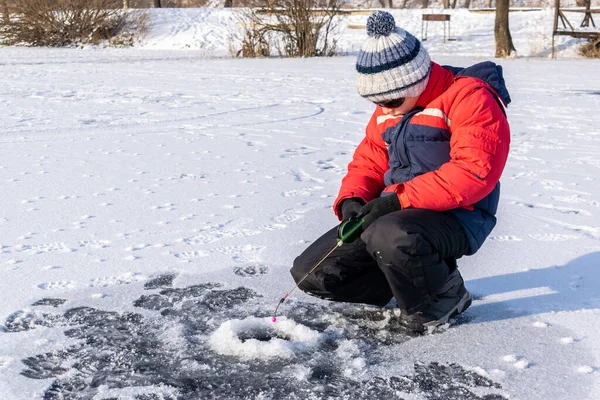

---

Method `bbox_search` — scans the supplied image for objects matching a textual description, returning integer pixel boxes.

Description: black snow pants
[290,209,470,314]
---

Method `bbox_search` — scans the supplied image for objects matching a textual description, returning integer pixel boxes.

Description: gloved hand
[360,195,401,230]
[340,198,364,220]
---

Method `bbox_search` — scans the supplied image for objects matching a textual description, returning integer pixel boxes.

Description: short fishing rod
[272,216,364,322]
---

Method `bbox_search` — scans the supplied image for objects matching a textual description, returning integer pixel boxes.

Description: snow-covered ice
[1,13,600,399]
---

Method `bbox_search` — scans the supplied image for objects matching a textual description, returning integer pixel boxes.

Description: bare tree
[1,0,9,23]
[494,0,515,57]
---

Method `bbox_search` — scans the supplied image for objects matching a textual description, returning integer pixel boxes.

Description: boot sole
[423,291,472,328]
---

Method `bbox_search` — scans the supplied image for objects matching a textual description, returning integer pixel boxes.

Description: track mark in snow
[535,217,600,240]
[216,245,265,263]
[89,272,146,288]
[315,158,344,173]
[281,186,324,197]
[172,250,210,262]
[182,218,262,245]
[569,274,583,290]
[489,235,522,241]
[37,281,76,290]
[78,240,110,249]
[539,180,591,195]
[0,357,13,369]
[550,194,588,204]
[502,355,531,370]
[528,233,579,241]
[14,243,75,254]
[233,264,269,277]
[577,366,598,374]
[560,337,576,345]
[511,201,592,216]
[532,321,549,328]
[269,207,313,227]
[280,146,319,159]
[510,171,539,179]
[289,168,325,183]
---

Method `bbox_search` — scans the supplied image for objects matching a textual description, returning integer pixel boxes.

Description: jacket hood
[446,61,512,106]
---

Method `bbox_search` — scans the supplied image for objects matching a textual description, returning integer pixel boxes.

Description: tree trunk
[224,0,233,7]
[451,0,457,8]
[422,0,429,8]
[123,0,129,9]
[443,0,449,8]
[401,0,408,8]
[495,0,516,57]
[153,0,162,7]
[1,0,9,23]
[465,0,471,9]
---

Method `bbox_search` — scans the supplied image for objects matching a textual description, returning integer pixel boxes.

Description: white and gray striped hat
[356,11,432,104]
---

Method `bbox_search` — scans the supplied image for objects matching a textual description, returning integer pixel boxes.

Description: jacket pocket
[451,127,499,181]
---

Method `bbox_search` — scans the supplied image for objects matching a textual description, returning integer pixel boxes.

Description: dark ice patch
[7,283,507,400]
[233,264,268,277]
[31,298,68,307]
[144,273,178,290]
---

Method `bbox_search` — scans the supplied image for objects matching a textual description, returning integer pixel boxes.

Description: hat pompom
[366,11,396,38]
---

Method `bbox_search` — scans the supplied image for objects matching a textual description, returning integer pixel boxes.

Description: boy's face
[380,96,419,117]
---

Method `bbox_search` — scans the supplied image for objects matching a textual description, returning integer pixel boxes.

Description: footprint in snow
[490,235,523,241]
[233,264,269,277]
[37,281,75,291]
[529,233,578,241]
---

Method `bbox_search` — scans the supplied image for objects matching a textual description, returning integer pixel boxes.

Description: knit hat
[356,11,432,104]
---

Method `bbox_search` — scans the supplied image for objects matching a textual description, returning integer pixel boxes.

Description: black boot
[399,270,471,334]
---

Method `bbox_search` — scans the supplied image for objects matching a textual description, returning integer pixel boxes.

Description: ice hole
[238,326,291,343]
[209,316,323,360]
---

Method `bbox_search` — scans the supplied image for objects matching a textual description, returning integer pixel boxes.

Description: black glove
[340,198,364,220]
[360,195,401,230]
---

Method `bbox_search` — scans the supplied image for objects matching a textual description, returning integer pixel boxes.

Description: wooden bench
[421,14,454,42]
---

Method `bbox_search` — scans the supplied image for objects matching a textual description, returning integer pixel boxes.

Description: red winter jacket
[333,62,510,219]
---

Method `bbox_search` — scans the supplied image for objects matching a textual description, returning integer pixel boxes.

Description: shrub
[230,8,271,58]
[0,0,148,47]
[265,0,342,57]
[579,37,600,58]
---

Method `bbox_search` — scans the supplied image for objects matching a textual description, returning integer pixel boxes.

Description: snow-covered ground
[136,7,593,58]
[0,48,600,399]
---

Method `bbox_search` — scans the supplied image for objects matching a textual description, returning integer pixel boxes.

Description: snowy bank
[137,7,590,58]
